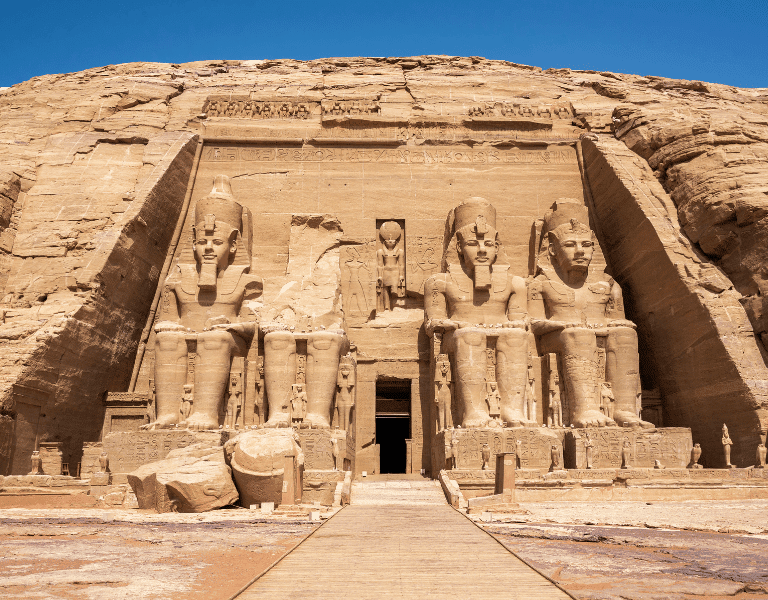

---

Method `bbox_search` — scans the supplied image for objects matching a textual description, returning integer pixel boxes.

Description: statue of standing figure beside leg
[146,175,262,431]
[424,198,531,428]
[528,200,652,429]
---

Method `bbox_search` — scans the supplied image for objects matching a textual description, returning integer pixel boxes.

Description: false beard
[474,265,491,290]
[198,262,218,291]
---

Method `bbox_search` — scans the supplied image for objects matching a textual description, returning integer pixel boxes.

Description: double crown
[195,175,243,234]
[453,197,497,236]
[542,200,591,236]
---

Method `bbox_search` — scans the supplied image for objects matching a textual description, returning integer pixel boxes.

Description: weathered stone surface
[126,442,238,512]
[0,56,767,479]
[228,428,304,507]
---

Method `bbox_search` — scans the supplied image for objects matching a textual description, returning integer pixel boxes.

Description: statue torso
[536,271,613,326]
[438,265,517,325]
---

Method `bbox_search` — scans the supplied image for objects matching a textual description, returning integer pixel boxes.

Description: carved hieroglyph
[529,200,651,429]
[425,198,530,427]
[149,175,262,431]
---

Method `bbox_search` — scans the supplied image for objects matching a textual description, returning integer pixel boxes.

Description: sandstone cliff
[1,56,766,470]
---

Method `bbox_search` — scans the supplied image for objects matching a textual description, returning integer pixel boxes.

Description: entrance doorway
[375,379,411,474]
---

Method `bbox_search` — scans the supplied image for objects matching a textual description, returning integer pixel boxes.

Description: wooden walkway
[236,480,572,600]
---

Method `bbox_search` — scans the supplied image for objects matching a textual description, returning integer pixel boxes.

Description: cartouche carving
[147,175,262,431]
[529,200,652,429]
[424,198,531,427]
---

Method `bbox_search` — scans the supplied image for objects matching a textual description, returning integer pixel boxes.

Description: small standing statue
[28,450,44,475]
[180,384,193,422]
[444,436,454,470]
[376,221,405,312]
[635,379,643,420]
[600,382,615,419]
[756,441,767,469]
[291,384,308,424]
[584,431,594,469]
[526,363,537,422]
[722,423,734,468]
[486,381,501,421]
[548,375,563,428]
[550,444,561,472]
[451,435,460,470]
[620,440,632,469]
[336,356,356,431]
[435,354,453,432]
[225,374,242,429]
[255,357,266,426]
[98,451,110,474]
[689,443,703,469]
[332,437,340,471]
[481,443,491,470]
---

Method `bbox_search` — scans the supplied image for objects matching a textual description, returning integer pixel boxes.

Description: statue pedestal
[564,427,692,469]
[102,430,232,482]
[436,426,563,471]
[297,429,346,471]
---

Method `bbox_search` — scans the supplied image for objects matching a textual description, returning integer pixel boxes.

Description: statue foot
[573,410,616,428]
[264,415,290,428]
[184,413,219,431]
[613,411,654,429]
[463,413,491,428]
[140,414,178,430]
[501,409,536,428]
[305,415,331,429]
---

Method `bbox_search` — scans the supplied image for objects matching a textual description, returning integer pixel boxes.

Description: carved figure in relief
[98,451,110,474]
[529,201,652,429]
[148,175,262,430]
[599,382,615,419]
[414,246,439,293]
[757,443,767,468]
[424,198,531,427]
[264,328,348,429]
[344,247,370,316]
[291,384,308,424]
[332,437,340,471]
[255,357,266,426]
[722,423,734,468]
[435,354,453,432]
[689,443,703,469]
[526,363,537,422]
[451,436,460,470]
[548,375,563,428]
[550,445,561,471]
[620,440,632,469]
[486,382,501,419]
[180,384,193,422]
[335,356,356,431]
[584,431,594,469]
[481,443,491,470]
[376,221,405,312]
[226,374,242,429]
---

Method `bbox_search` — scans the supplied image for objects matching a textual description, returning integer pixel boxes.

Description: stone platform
[444,466,768,502]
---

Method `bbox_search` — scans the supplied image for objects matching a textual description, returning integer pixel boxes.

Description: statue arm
[607,280,635,327]
[505,275,528,324]
[397,248,405,281]
[528,277,569,336]
[376,249,384,282]
[155,283,184,332]
[424,275,456,336]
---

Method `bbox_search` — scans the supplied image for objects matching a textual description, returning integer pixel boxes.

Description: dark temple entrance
[375,379,411,474]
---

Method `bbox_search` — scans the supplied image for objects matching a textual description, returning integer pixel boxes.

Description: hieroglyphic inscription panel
[406,235,441,296]
[441,427,562,470]
[565,427,692,469]
[340,242,376,325]
[298,430,335,470]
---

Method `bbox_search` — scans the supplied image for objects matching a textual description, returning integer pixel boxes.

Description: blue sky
[2,0,766,88]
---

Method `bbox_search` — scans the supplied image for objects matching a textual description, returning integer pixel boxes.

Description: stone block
[565,427,692,469]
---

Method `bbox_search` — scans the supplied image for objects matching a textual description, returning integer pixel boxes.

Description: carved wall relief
[406,235,441,296]
[340,243,376,325]
[467,102,573,119]
[203,97,318,119]
[376,220,406,313]
[321,99,380,116]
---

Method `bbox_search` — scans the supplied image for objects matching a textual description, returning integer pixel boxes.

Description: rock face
[126,443,238,512]
[0,56,767,472]
[228,428,304,507]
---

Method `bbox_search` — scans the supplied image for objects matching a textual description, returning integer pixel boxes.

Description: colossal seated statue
[424,198,531,428]
[529,200,651,428]
[147,175,262,430]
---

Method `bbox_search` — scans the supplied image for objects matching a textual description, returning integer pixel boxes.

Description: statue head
[379,221,402,250]
[193,175,244,290]
[543,201,596,281]
[454,198,499,288]
[183,384,192,394]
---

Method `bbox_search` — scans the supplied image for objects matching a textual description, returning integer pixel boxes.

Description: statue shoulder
[241,273,263,300]
[425,272,449,290]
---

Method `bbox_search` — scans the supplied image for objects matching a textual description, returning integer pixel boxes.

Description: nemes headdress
[195,175,243,234]
[454,197,497,238]
[542,200,592,240]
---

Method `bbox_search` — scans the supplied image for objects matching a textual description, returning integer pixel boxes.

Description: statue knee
[156,331,186,352]
[607,327,638,349]
[198,330,234,351]
[560,327,596,348]
[497,328,527,351]
[264,331,295,351]
[308,331,347,354]
[454,328,486,348]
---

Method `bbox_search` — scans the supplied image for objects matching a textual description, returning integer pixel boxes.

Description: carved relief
[406,235,441,295]
[467,102,573,119]
[203,97,318,119]
[340,244,376,325]
[321,99,380,116]
[335,355,356,432]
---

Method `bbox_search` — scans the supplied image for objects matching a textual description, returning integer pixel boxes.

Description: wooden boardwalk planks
[237,481,571,600]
